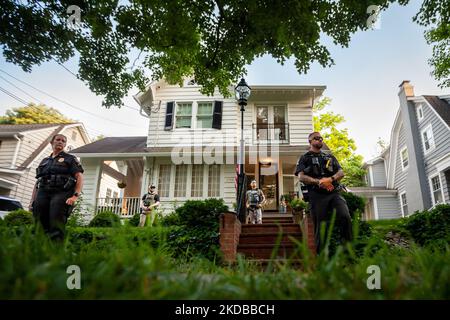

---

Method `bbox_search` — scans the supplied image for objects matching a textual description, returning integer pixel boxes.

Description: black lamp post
[234,78,251,222]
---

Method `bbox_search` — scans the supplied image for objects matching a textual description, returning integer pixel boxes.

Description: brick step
[245,259,303,267]
[262,218,294,224]
[237,243,302,260]
[239,232,302,244]
[241,223,301,234]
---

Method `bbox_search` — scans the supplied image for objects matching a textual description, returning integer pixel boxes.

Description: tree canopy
[0,103,73,124]
[413,0,449,88]
[6,0,443,108]
[313,98,366,187]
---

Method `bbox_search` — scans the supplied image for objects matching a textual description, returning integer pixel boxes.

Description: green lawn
[0,218,449,299]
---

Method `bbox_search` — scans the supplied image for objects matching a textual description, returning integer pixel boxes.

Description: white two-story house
[357,81,450,220]
[72,79,326,217]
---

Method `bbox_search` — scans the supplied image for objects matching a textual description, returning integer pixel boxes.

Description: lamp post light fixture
[234,78,251,222]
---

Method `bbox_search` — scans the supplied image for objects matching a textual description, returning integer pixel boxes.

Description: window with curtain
[174,165,188,197]
[208,165,220,197]
[175,103,192,128]
[158,164,171,197]
[191,165,204,197]
[196,102,213,128]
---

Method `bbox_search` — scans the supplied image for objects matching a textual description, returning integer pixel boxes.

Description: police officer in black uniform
[295,131,352,253]
[30,134,84,241]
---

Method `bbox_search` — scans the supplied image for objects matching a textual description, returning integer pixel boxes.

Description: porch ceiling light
[235,78,251,106]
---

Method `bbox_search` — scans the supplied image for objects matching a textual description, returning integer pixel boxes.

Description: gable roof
[423,95,450,127]
[0,123,91,171]
[71,136,148,154]
[0,123,66,137]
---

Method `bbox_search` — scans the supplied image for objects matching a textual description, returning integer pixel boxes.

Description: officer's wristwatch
[73,192,79,197]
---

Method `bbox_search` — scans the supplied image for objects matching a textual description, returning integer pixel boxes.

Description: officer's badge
[58,158,64,162]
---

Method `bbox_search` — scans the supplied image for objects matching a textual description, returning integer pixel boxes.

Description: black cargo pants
[308,190,353,253]
[33,188,74,241]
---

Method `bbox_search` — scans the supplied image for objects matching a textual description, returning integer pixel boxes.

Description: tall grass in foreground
[0,225,449,299]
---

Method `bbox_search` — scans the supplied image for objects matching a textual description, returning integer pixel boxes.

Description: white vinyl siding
[370,161,387,187]
[144,82,314,150]
[421,124,435,154]
[376,196,402,220]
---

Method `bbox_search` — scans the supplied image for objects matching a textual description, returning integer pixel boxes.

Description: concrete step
[241,223,301,234]
[237,243,302,260]
[239,232,302,244]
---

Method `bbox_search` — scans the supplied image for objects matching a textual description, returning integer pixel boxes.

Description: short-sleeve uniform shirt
[36,151,84,178]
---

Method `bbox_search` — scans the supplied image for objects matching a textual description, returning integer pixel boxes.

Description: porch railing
[95,197,141,218]
[252,123,289,144]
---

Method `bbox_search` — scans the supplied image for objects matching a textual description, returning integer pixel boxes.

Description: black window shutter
[212,101,223,129]
[164,101,175,130]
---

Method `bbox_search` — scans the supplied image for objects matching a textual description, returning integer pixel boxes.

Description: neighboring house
[355,81,450,220]
[0,123,90,208]
[71,79,326,217]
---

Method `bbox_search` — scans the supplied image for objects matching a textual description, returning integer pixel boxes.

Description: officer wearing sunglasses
[294,132,352,253]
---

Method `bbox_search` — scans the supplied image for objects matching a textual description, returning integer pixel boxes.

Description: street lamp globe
[234,78,251,106]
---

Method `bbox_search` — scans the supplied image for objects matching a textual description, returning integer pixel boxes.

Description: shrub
[4,209,34,227]
[128,213,140,227]
[175,198,228,228]
[341,192,366,218]
[164,198,228,261]
[160,211,181,227]
[88,211,121,228]
[0,217,4,227]
[66,194,86,227]
[403,204,450,248]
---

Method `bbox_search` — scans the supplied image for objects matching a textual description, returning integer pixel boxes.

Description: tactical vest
[303,152,341,194]
[248,189,262,207]
[143,193,157,207]
[303,152,336,178]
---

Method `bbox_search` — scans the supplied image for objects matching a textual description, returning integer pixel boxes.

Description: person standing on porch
[294,132,352,253]
[246,180,265,224]
[139,184,160,227]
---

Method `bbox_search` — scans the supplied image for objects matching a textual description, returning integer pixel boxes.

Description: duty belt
[38,175,73,189]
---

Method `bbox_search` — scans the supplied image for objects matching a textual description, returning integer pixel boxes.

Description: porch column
[140,156,149,194]
[79,158,102,220]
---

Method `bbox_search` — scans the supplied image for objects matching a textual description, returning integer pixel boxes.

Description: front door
[259,162,279,211]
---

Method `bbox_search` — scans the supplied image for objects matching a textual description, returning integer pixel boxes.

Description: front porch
[73,137,311,219]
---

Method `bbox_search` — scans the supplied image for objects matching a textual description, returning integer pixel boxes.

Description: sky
[0,0,447,162]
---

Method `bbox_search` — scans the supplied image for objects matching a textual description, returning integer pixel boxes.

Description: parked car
[0,195,23,219]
